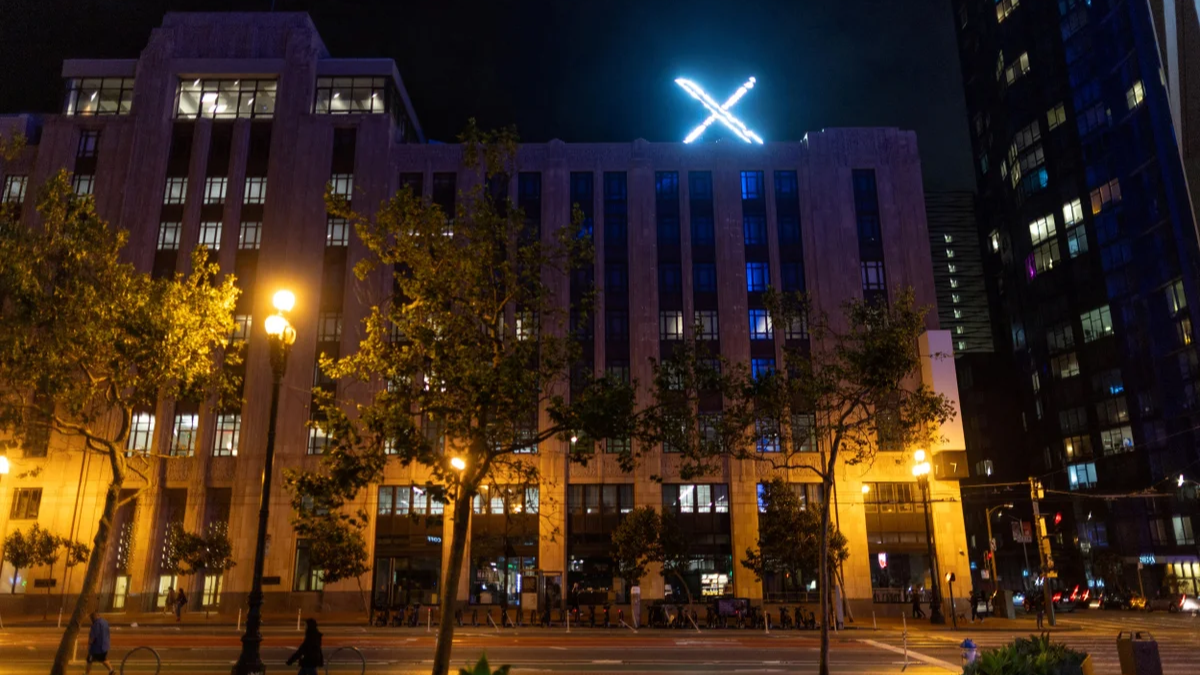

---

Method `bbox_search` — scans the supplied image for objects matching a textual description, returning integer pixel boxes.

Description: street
[0,610,1196,673]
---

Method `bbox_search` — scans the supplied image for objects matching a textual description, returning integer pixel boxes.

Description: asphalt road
[0,610,1195,674]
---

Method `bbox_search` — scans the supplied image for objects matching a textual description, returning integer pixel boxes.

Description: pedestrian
[569,582,581,612]
[165,586,176,615]
[1035,597,1045,630]
[84,611,114,674]
[175,587,188,622]
[287,618,325,675]
[970,590,981,623]
[912,590,925,619]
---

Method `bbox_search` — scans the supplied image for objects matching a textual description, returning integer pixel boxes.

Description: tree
[291,121,638,675]
[741,478,848,598]
[611,507,660,590]
[647,289,955,675]
[165,521,237,618]
[0,171,240,675]
[2,523,58,593]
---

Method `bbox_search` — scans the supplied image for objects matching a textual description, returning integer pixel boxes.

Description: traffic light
[1054,512,1063,526]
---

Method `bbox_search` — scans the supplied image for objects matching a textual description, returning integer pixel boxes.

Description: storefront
[864,482,933,603]
[662,483,733,601]
[469,485,539,608]
[566,484,633,604]
[373,485,444,609]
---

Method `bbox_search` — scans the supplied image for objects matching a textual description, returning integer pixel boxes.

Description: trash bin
[1116,631,1163,675]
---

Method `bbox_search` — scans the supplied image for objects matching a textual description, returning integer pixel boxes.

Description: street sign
[1046,571,1058,579]
[1011,520,1032,543]
[990,537,997,551]
[981,570,991,580]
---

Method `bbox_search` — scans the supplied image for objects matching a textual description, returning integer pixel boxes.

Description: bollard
[297,608,302,631]
[236,608,242,632]
[567,610,570,633]
[427,607,431,633]
[58,607,63,629]
[872,611,876,631]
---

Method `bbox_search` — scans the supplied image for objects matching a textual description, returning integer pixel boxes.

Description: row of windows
[125,412,242,457]
[645,308,806,342]
[156,217,352,252]
[163,176,268,206]
[176,78,278,120]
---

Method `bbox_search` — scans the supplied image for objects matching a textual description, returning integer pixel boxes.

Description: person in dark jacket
[84,612,114,674]
[287,618,324,675]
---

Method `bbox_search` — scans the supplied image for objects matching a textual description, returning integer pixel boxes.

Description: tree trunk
[835,564,853,623]
[431,486,472,675]
[669,569,694,607]
[818,474,833,675]
[357,575,370,623]
[50,451,123,675]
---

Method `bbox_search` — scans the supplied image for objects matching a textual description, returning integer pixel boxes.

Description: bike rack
[325,646,366,675]
[120,646,162,674]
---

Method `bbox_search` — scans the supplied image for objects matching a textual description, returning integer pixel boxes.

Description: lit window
[317,312,343,343]
[64,78,134,116]
[157,222,181,251]
[957,340,966,351]
[239,221,262,250]
[3,175,29,204]
[748,309,773,340]
[515,311,537,341]
[1080,306,1114,342]
[1099,426,1134,456]
[1063,435,1091,461]
[199,221,222,250]
[945,248,956,259]
[953,309,962,319]
[948,264,957,273]
[1005,52,1031,85]
[1026,241,1061,278]
[1089,179,1121,214]
[307,425,330,455]
[659,310,684,341]
[326,217,349,247]
[943,234,954,244]
[861,260,886,291]
[784,313,808,340]
[1029,214,1056,245]
[1051,352,1080,379]
[1047,103,1067,131]
[231,314,252,342]
[170,413,199,457]
[203,177,227,205]
[330,173,354,199]
[163,177,187,205]
[1166,279,1188,315]
[1125,80,1145,110]
[950,278,959,289]
[313,77,389,114]
[955,326,964,335]
[176,79,277,119]
[952,294,961,304]
[694,310,719,341]
[996,0,1020,23]
[126,412,155,456]
[751,358,775,380]
[990,231,1001,252]
[243,177,267,205]
[1068,462,1098,490]
[746,262,770,292]
[1067,226,1088,258]
[72,174,94,196]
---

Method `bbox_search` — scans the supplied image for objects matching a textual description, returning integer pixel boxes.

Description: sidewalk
[863,615,1081,633]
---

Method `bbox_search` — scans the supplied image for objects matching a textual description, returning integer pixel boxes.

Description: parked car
[1147,593,1200,613]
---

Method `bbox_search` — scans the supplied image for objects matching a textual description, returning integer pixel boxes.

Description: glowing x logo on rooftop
[676,76,764,144]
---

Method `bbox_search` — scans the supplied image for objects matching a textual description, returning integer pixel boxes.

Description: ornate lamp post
[232,290,296,675]
[912,450,945,624]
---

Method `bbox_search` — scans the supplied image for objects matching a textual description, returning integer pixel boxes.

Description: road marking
[592,659,622,664]
[859,638,959,672]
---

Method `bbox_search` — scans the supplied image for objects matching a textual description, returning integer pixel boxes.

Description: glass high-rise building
[952,0,1200,594]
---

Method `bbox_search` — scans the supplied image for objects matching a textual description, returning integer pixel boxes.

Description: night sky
[0,0,974,190]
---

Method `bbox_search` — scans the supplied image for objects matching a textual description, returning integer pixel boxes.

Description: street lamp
[233,290,297,675]
[450,456,466,472]
[912,450,945,624]
[984,503,1014,594]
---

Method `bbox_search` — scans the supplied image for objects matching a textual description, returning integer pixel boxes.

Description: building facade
[0,12,972,617]
[953,0,1200,595]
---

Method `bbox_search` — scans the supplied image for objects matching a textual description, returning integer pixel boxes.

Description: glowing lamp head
[570,435,578,444]
[450,457,466,472]
[272,289,296,313]
[1004,503,1015,509]
[264,314,290,338]
[1180,474,1186,487]
[861,485,870,494]
[913,449,927,462]
[0,455,9,475]
[912,461,931,477]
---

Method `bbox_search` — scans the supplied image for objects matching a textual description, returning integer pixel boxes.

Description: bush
[963,634,1088,675]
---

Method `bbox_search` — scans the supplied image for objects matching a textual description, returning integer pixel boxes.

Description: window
[239,221,262,250]
[664,483,729,514]
[317,312,343,343]
[751,358,775,380]
[743,215,767,245]
[861,260,886,291]
[307,425,329,455]
[784,312,809,340]
[1151,519,1171,546]
[326,217,349,247]
[746,262,770,292]
[693,264,717,293]
[694,310,719,341]
[1166,279,1188,316]
[1067,463,1097,490]
[64,78,134,115]
[749,309,773,340]
[126,412,155,455]
[157,222,181,251]
[9,488,42,520]
[330,173,354,199]
[212,413,241,457]
[203,177,227,205]
[659,263,682,295]
[231,314,252,342]
[996,0,1020,22]
[756,418,780,453]
[293,540,324,592]
[1046,323,1075,352]
[990,231,1001,252]
[177,78,277,119]
[1067,226,1089,258]
[1064,435,1092,461]
[852,169,882,244]
[1080,306,1114,342]
[1047,103,1067,131]
[1062,199,1084,228]
[1029,214,1056,245]
[1005,52,1031,84]
[77,129,101,158]
[163,177,187,205]
[72,174,94,196]
[659,310,684,341]
[1059,407,1087,434]
[1026,241,1060,278]
[3,175,28,204]
[740,170,763,200]
[1089,179,1121,214]
[606,310,629,340]
[780,261,804,292]
[1092,368,1124,396]
[313,77,389,114]
[1076,104,1107,136]
[1096,398,1129,425]
[1099,425,1134,455]
[1051,353,1080,379]
[863,482,922,513]
[605,263,628,294]
[243,177,267,205]
[1125,80,1145,110]
[168,413,199,457]
[692,215,715,246]
[1173,516,1196,546]
[199,221,222,250]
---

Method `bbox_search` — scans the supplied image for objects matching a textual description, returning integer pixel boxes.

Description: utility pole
[1029,477,1055,627]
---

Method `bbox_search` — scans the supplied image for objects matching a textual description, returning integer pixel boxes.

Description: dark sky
[0,0,975,190]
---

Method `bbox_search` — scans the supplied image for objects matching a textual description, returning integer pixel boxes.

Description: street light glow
[861,484,870,494]
[450,457,466,471]
[272,289,296,312]
[264,314,290,338]
[912,461,931,477]
[0,455,9,475]
[913,449,926,462]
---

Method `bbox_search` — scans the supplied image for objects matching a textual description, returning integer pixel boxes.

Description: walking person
[174,587,188,622]
[911,589,925,619]
[970,590,981,623]
[287,618,325,675]
[84,611,114,674]
[165,586,176,615]
[1035,596,1045,630]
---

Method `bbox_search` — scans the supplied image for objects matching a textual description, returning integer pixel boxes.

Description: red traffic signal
[1054,512,1063,526]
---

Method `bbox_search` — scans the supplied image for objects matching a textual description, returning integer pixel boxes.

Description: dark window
[293,540,325,592]
[691,215,715,246]
[781,261,804,292]
[604,172,628,247]
[399,172,423,197]
[77,130,100,158]
[694,264,717,293]
[660,263,683,294]
[606,310,629,340]
[570,172,595,236]
[10,488,42,520]
[744,215,767,245]
[605,263,628,294]
[432,173,456,214]
[852,169,882,245]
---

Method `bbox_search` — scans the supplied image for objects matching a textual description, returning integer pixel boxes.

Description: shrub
[963,634,1088,675]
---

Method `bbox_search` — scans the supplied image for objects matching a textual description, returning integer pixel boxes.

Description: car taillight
[1181,595,1187,609]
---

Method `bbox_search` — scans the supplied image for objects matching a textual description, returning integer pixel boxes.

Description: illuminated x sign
[675,76,764,144]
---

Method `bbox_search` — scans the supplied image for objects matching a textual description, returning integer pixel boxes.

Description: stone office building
[0,12,972,617]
